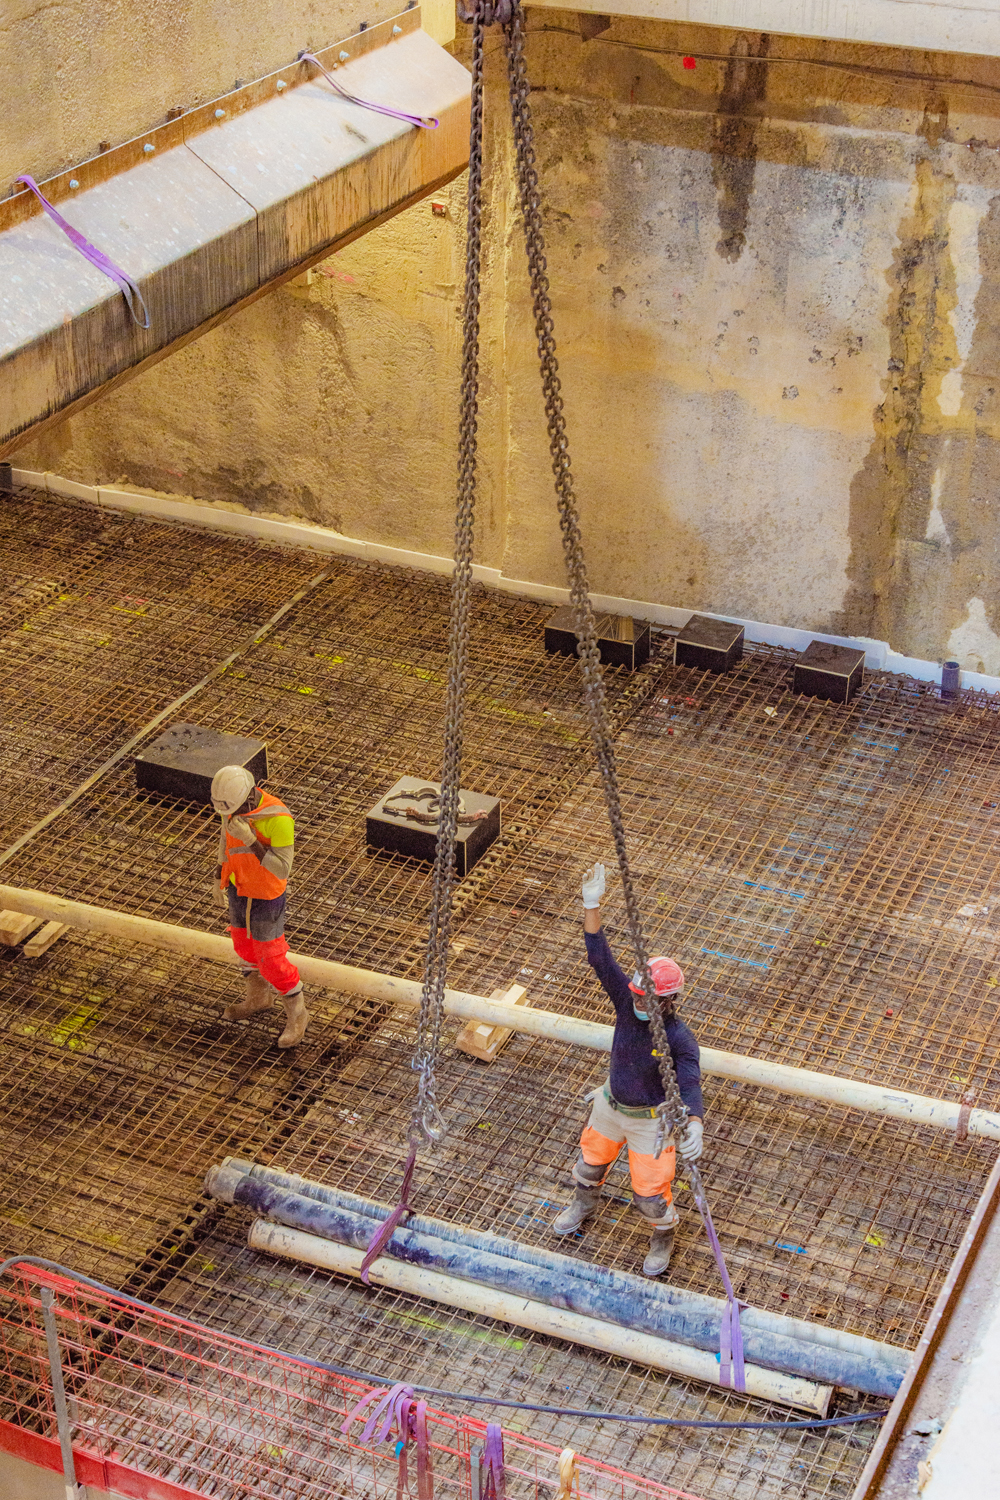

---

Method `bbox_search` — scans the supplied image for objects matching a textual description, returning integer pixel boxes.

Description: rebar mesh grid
[0,483,997,1500]
[155,1224,881,1500]
[0,492,319,849]
[0,1264,706,1500]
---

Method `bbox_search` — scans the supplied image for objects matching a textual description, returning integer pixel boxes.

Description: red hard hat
[629,956,685,997]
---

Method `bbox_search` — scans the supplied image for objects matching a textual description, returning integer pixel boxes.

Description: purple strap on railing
[359,1147,417,1284]
[397,1396,433,1500]
[299,52,439,130]
[16,175,151,329]
[482,1422,505,1500]
[342,1380,414,1441]
[343,1382,433,1500]
[693,1183,746,1393]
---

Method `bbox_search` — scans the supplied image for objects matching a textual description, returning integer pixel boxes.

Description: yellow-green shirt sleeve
[256,814,294,847]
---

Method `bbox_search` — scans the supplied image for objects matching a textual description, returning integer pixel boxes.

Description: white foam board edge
[45,473,99,504]
[21,471,1000,696]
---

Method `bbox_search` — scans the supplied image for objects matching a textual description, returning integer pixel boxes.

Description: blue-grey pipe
[222,1158,903,1370]
[208,1163,908,1398]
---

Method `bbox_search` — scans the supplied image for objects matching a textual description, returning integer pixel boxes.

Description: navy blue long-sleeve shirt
[585,928,704,1117]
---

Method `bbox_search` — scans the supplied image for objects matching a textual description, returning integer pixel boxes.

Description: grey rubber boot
[224,970,274,1021]
[642,1227,675,1277]
[278,987,309,1048]
[552,1184,603,1235]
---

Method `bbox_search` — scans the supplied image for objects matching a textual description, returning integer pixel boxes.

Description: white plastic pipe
[3,883,997,1141]
[248,1220,832,1414]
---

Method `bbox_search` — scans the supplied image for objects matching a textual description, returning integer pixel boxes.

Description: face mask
[632,1002,650,1022]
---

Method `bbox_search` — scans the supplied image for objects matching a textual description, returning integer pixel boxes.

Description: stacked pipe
[205,1159,909,1412]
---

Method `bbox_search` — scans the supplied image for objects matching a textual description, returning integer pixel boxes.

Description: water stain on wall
[711,34,770,263]
[842,157,960,646]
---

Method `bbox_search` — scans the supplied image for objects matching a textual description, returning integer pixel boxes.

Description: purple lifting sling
[16,175,151,329]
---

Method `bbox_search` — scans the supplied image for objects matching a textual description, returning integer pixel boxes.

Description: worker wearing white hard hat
[551,861,704,1277]
[210,765,308,1048]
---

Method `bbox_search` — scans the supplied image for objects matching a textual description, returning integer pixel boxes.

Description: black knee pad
[632,1191,670,1222]
[572,1156,609,1187]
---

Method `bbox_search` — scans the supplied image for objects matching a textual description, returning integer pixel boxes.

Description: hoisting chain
[407,14,487,1147]
[500,1,690,1161]
[414,0,688,1157]
[499,9,743,1388]
[377,1,744,1387]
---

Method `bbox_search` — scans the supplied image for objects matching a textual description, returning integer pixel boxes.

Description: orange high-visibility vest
[220,789,293,900]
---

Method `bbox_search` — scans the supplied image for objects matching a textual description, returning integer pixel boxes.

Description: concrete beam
[0,10,470,456]
[527,0,1000,59]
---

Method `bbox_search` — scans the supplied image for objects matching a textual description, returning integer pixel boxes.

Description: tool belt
[382,786,487,827]
[602,1086,661,1120]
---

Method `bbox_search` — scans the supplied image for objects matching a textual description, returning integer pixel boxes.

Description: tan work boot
[552,1184,603,1235]
[278,988,309,1048]
[224,970,274,1021]
[642,1227,675,1277]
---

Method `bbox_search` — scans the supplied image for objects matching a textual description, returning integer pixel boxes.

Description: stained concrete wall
[14,10,1000,671]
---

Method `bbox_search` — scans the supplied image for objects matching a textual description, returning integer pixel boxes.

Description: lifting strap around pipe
[217,1158,900,1364]
[1,883,997,1141]
[205,1161,910,1398]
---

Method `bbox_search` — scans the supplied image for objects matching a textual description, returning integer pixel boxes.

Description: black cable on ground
[0,1258,887,1432]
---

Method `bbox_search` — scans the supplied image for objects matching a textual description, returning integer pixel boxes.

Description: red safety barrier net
[0,1264,704,1500]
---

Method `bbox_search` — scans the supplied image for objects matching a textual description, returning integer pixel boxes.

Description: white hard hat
[211,765,255,815]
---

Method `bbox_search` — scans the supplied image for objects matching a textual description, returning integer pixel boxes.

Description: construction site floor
[2,483,999,1500]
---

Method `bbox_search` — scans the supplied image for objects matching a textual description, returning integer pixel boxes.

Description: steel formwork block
[544,605,651,671]
[135,722,268,805]
[366,774,501,876]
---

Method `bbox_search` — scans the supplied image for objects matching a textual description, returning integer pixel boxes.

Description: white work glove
[582,862,606,909]
[227,815,256,849]
[678,1117,704,1162]
[212,864,228,911]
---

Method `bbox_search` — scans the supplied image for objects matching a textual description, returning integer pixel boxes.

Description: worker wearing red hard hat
[552,862,704,1277]
[210,765,308,1048]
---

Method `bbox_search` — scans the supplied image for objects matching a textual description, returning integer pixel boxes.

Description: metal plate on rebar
[366,775,501,876]
[792,640,865,703]
[135,723,268,804]
[675,614,745,674]
[544,605,650,670]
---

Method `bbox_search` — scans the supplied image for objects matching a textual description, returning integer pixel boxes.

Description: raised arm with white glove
[582,863,606,909]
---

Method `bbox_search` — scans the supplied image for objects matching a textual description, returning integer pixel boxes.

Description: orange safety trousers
[579,1087,676,1201]
[229,925,301,997]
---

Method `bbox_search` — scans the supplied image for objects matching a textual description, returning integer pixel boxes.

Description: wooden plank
[0,911,42,946]
[22,920,70,957]
[455,984,530,1062]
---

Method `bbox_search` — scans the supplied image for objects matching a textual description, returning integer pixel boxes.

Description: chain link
[500,0,689,1157]
[408,15,487,1146]
[414,0,692,1169]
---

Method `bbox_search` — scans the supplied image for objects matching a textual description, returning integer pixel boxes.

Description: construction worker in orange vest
[210,765,308,1048]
